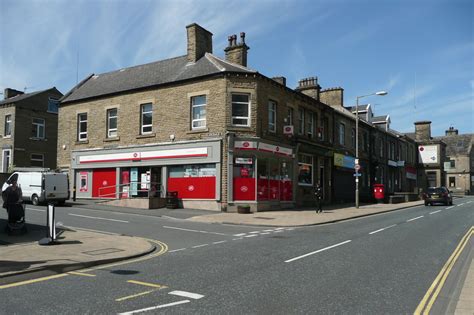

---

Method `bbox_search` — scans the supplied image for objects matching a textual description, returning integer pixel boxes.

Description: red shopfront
[232,140,294,203]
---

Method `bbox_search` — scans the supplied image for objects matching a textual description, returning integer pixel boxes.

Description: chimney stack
[186,23,213,63]
[224,32,249,67]
[295,77,321,101]
[414,121,432,141]
[320,87,344,107]
[4,88,24,100]
[445,126,459,136]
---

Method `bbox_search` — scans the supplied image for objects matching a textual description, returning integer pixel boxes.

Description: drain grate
[254,217,275,220]
[83,248,124,256]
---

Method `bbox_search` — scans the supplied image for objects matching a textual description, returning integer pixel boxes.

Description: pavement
[0,198,472,314]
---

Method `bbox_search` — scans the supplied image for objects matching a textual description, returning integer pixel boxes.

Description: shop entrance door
[92,168,116,198]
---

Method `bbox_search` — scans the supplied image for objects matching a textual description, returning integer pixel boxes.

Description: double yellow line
[414,226,473,314]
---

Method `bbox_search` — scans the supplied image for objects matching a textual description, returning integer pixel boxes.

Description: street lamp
[355,90,388,208]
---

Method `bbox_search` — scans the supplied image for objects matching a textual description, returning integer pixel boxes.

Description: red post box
[373,184,385,203]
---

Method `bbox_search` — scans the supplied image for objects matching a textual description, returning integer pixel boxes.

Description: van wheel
[31,194,39,206]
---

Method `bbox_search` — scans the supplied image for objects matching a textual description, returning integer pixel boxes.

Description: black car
[423,187,453,206]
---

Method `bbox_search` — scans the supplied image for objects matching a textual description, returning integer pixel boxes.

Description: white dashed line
[244,234,258,238]
[446,206,455,210]
[232,238,243,241]
[119,300,190,314]
[263,229,274,232]
[68,213,129,223]
[192,244,209,248]
[274,230,284,233]
[407,216,424,222]
[457,204,464,207]
[369,224,397,235]
[212,241,227,245]
[285,240,352,263]
[169,290,204,300]
[429,210,442,215]
[168,248,186,253]
[163,226,227,236]
[260,232,271,235]
[233,233,246,237]
[249,231,261,234]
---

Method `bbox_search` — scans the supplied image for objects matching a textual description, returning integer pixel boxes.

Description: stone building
[0,87,63,172]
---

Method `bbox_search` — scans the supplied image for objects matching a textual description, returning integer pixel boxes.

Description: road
[1,197,473,314]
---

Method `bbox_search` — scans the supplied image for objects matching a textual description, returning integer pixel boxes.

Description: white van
[2,172,70,205]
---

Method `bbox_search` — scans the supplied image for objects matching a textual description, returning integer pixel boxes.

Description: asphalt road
[1,197,473,314]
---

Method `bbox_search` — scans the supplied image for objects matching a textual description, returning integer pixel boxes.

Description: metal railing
[98,181,163,200]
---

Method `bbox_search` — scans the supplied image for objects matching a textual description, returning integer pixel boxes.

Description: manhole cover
[83,248,124,256]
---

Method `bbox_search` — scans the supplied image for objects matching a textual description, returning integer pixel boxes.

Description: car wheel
[31,194,39,206]
[444,200,449,206]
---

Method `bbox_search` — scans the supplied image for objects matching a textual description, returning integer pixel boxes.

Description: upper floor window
[47,97,59,113]
[268,100,277,132]
[31,153,44,167]
[351,128,356,148]
[32,118,45,139]
[4,115,11,137]
[450,159,456,168]
[107,108,118,138]
[78,113,87,141]
[140,103,153,134]
[298,108,304,135]
[191,95,207,129]
[287,107,293,125]
[322,117,329,141]
[307,112,314,138]
[231,94,250,126]
[339,123,345,145]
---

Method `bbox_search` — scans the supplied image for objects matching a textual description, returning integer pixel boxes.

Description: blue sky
[1,0,472,136]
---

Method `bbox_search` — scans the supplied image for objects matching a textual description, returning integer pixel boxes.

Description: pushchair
[4,202,27,235]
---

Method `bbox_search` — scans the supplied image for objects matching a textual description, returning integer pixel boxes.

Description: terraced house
[58,23,419,211]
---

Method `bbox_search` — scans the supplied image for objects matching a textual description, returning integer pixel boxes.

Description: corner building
[58,24,341,211]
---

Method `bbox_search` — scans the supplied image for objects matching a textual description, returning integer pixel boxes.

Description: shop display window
[233,157,256,201]
[168,164,216,199]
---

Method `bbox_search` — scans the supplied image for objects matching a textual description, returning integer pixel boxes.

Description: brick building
[58,23,419,211]
[0,87,63,172]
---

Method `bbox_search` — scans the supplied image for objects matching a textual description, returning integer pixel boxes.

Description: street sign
[353,173,362,177]
[355,164,361,171]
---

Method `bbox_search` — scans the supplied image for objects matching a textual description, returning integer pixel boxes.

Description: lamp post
[355,90,387,208]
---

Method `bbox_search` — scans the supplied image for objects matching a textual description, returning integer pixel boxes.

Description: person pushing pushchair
[2,178,26,234]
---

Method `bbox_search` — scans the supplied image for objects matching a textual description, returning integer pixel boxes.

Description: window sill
[104,137,120,142]
[75,140,89,145]
[187,128,209,134]
[136,133,156,139]
[227,126,252,132]
[29,137,47,141]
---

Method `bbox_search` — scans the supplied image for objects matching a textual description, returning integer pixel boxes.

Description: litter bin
[166,191,179,209]
[373,184,385,203]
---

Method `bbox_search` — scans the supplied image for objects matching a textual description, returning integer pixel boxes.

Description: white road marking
[369,224,397,235]
[285,240,352,263]
[457,204,464,207]
[429,210,442,215]
[232,238,243,241]
[274,230,284,233]
[169,290,204,300]
[407,215,424,222]
[212,241,227,245]
[68,213,129,223]
[275,227,285,230]
[192,244,209,248]
[118,300,190,314]
[263,229,274,232]
[466,201,472,204]
[163,226,227,236]
[249,231,261,234]
[260,232,271,235]
[233,233,246,236]
[244,234,258,238]
[27,208,46,212]
[446,206,455,210]
[168,248,186,253]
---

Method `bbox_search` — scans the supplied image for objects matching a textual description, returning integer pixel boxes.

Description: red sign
[240,167,250,177]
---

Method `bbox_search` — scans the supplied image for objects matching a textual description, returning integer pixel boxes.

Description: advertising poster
[130,168,138,195]
[418,145,438,164]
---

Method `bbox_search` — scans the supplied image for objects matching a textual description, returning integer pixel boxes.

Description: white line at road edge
[163,226,227,236]
[430,210,442,215]
[285,240,352,263]
[118,300,190,315]
[446,206,455,210]
[169,290,204,300]
[369,224,397,235]
[407,215,424,222]
[68,213,129,223]
[192,244,209,248]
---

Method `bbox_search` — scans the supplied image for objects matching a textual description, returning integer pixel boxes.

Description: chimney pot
[240,32,246,44]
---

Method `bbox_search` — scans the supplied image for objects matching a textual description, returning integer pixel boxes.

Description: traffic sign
[355,164,361,171]
[353,173,362,177]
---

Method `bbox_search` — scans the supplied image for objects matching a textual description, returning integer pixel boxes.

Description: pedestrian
[3,179,24,223]
[314,183,323,213]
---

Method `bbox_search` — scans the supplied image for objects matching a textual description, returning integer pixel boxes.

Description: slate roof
[372,115,390,123]
[61,53,256,104]
[435,134,473,156]
[0,88,54,106]
[345,104,370,112]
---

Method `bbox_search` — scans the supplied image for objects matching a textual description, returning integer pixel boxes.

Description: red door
[92,168,116,198]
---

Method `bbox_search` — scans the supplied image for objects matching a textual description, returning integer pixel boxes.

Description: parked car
[2,172,69,206]
[423,186,453,206]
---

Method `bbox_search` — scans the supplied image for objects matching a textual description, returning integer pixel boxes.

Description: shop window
[140,103,153,134]
[449,177,455,187]
[280,161,293,201]
[168,164,216,199]
[257,158,269,200]
[107,108,118,138]
[298,154,313,186]
[4,115,11,137]
[268,100,277,133]
[233,157,255,201]
[191,95,206,129]
[231,94,250,126]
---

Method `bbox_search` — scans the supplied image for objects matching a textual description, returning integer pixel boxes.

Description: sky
[1,0,472,136]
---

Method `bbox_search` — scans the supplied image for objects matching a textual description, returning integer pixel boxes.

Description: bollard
[38,203,58,245]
